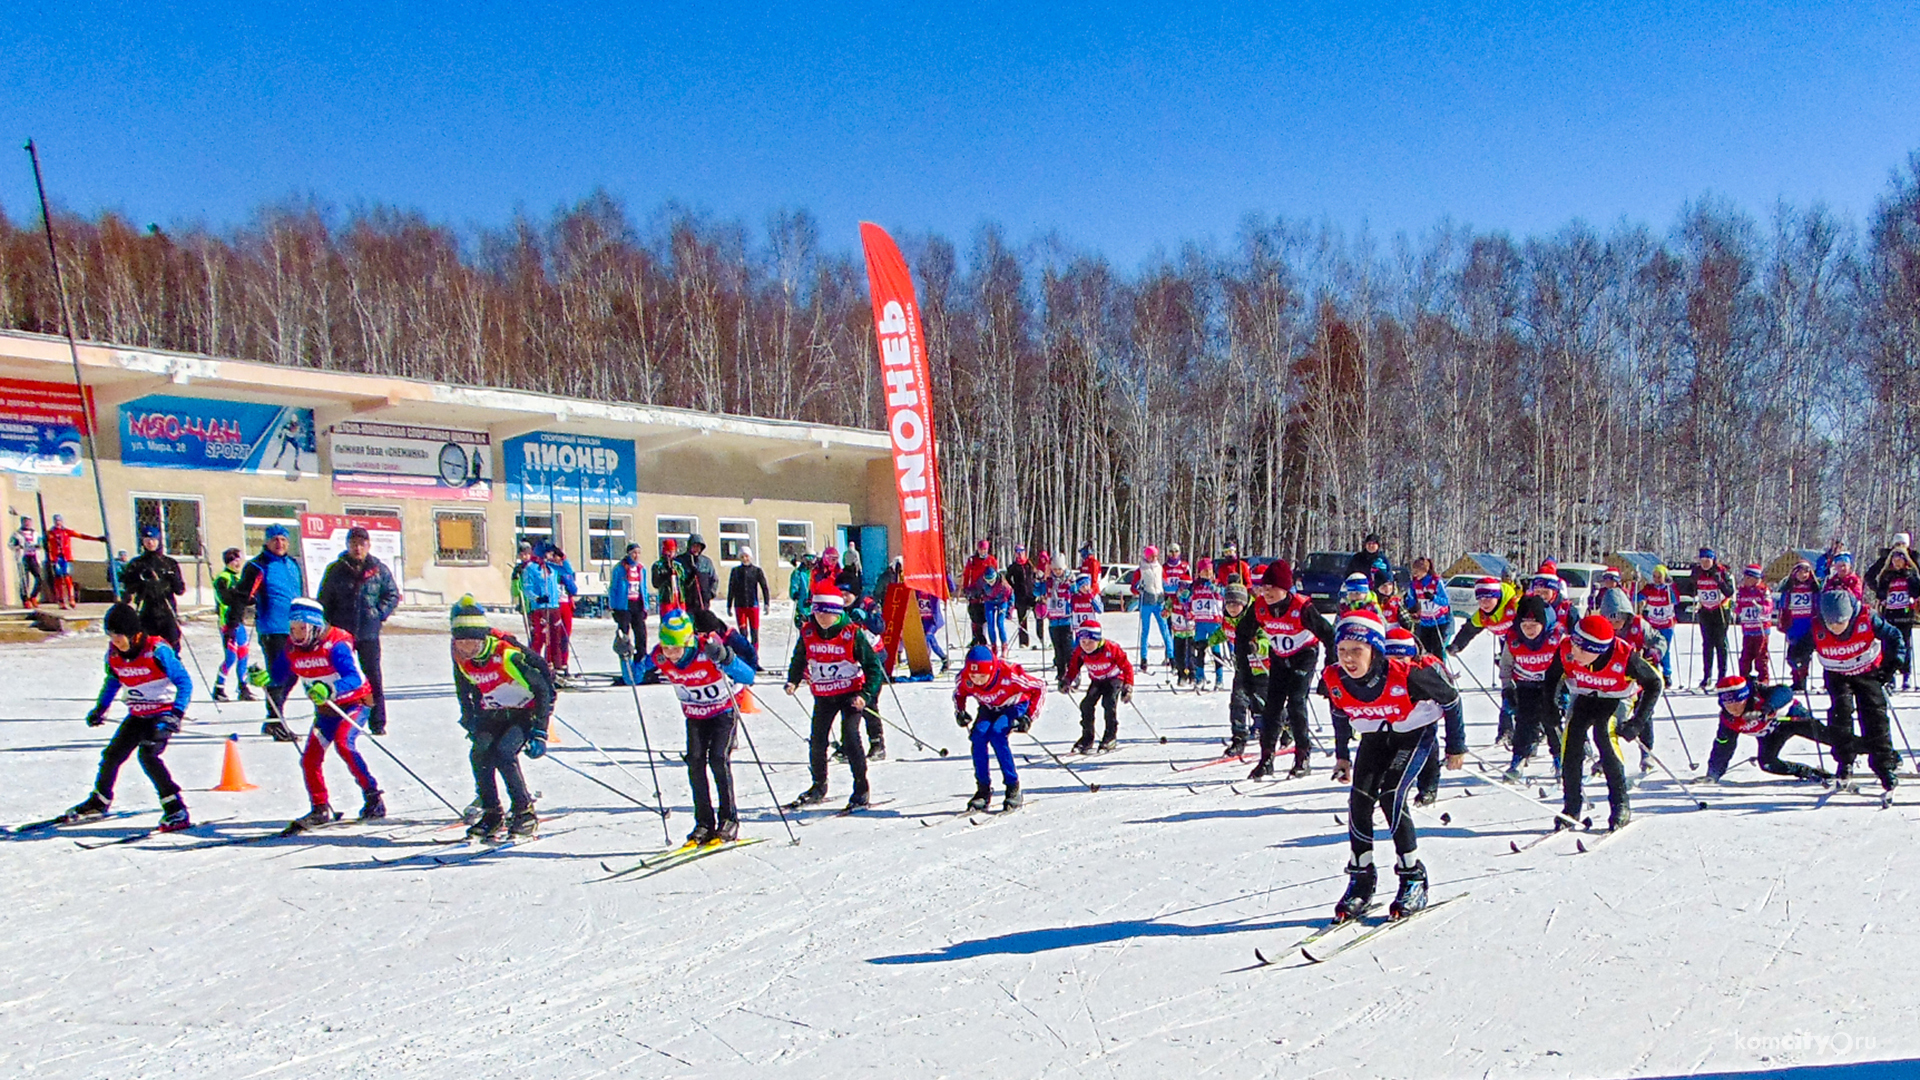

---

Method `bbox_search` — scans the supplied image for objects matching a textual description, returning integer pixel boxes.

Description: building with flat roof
[0,329,901,610]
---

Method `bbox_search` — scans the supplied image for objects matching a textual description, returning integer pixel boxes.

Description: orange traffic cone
[212,733,259,792]
[736,689,760,714]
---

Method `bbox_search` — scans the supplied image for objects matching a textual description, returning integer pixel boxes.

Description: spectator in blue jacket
[238,523,308,740]
[609,542,653,684]
[520,544,563,675]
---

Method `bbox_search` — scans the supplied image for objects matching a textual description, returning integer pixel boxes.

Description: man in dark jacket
[726,546,772,651]
[120,525,185,650]
[678,533,720,612]
[1345,533,1393,590]
[317,526,401,733]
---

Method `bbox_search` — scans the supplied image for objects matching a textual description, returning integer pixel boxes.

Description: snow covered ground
[2,611,1917,1079]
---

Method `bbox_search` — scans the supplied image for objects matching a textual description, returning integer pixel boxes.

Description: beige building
[0,329,902,610]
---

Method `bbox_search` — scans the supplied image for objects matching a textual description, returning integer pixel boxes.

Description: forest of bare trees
[3,150,1919,570]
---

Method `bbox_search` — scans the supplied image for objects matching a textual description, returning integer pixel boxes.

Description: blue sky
[2,2,1915,267]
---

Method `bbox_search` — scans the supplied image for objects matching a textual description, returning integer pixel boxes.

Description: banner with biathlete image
[329,421,492,502]
[119,394,318,475]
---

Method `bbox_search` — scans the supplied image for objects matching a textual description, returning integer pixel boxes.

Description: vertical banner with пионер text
[859,222,949,600]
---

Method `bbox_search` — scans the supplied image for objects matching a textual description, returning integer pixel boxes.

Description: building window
[515,514,556,552]
[656,515,697,557]
[435,510,488,566]
[718,518,756,564]
[588,515,630,566]
[242,499,305,561]
[777,520,813,566]
[133,495,205,559]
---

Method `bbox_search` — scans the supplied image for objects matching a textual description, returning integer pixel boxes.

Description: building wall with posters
[0,329,903,610]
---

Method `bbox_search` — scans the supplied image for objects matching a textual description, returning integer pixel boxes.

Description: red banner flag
[859,222,950,601]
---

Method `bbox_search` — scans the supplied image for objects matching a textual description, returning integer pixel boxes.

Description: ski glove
[701,637,729,664]
[305,681,334,705]
[247,665,272,688]
[523,731,548,759]
[156,709,183,736]
[85,707,106,727]
[612,632,632,658]
[955,709,971,728]
[1120,685,1133,704]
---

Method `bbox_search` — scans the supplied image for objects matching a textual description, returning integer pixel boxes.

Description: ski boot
[369,716,388,737]
[262,719,298,743]
[1608,803,1632,832]
[713,818,740,843]
[868,739,887,762]
[1778,761,1828,783]
[1098,734,1119,753]
[1286,757,1311,780]
[1002,782,1023,811]
[156,795,191,834]
[1877,770,1900,794]
[291,803,337,831]
[63,792,110,824]
[1699,772,1721,785]
[1389,859,1429,919]
[462,798,486,825]
[789,785,828,808]
[1247,756,1275,781]
[967,783,992,812]
[1334,857,1377,922]
[1638,746,1652,774]
[467,807,504,840]
[844,786,871,812]
[212,685,231,703]
[358,790,386,821]
[1071,733,1094,754]
[238,685,257,702]
[509,805,539,838]
[1224,735,1247,758]
[1501,763,1525,784]
[1414,785,1438,807]
[685,822,714,846]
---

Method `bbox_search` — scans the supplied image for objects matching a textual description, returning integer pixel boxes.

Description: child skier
[1558,614,1663,833]
[1703,674,1833,783]
[1500,595,1565,781]
[1189,561,1225,688]
[212,547,257,702]
[1041,557,1074,678]
[1872,549,1919,691]
[1324,612,1464,921]
[449,597,555,839]
[784,591,886,810]
[1810,589,1907,792]
[953,644,1046,812]
[1212,583,1267,757]
[1168,584,1196,686]
[1692,548,1736,690]
[981,567,1014,655]
[634,608,758,844]
[1735,564,1775,684]
[58,603,192,831]
[1776,559,1819,692]
[270,597,385,830]
[1636,565,1679,684]
[1249,561,1336,779]
[1407,557,1452,657]
[1061,619,1135,752]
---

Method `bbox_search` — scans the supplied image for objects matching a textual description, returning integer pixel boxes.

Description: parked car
[1101,563,1140,611]
[1445,573,1487,618]
[1544,561,1610,613]
[1298,551,1354,613]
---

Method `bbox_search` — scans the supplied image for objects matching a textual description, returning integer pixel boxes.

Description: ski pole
[1658,693,1698,770]
[1022,727,1100,792]
[1796,683,1831,775]
[1460,746,1588,831]
[749,688,817,748]
[318,698,462,817]
[879,666,931,748]
[1125,698,1168,744]
[623,677,675,844]
[543,753,668,818]
[552,713,672,802]
[1883,695,1919,771]
[736,715,800,846]
[863,706,949,757]
[1641,748,1710,810]
[175,622,222,713]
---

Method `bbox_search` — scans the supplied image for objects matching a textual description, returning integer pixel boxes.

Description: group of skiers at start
[39,534,1915,927]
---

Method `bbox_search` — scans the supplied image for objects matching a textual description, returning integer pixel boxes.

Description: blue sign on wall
[120,395,318,475]
[503,431,635,506]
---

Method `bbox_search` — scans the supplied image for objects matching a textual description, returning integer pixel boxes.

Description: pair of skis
[1255,893,1469,966]
[596,836,767,881]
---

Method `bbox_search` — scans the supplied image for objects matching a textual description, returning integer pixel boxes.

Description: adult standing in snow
[1345,533,1392,591]
[784,590,885,811]
[1810,589,1906,793]
[120,525,185,651]
[727,546,772,652]
[788,551,817,628]
[316,526,400,733]
[45,513,106,609]
[241,523,307,741]
[1005,544,1039,649]
[1323,610,1463,921]
[9,515,43,607]
[678,533,719,612]
[449,596,553,841]
[1213,542,1253,590]
[1134,545,1170,671]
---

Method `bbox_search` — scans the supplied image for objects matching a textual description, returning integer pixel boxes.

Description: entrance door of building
[836,524,889,597]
